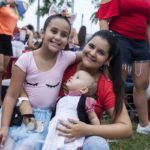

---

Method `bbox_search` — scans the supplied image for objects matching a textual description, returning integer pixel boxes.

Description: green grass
[109,123,150,150]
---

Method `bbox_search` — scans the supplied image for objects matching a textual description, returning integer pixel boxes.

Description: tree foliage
[32,0,72,16]
[90,0,100,24]
[30,0,99,24]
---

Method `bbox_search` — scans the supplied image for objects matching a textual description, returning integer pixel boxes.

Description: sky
[17,0,99,34]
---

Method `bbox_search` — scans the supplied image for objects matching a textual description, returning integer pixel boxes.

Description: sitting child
[42,70,100,150]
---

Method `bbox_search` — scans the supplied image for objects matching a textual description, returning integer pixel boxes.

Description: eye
[88,43,95,49]
[76,76,79,79]
[61,32,68,38]
[97,49,105,56]
[51,28,58,34]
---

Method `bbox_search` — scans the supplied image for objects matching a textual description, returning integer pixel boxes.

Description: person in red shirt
[96,0,150,134]
[19,30,132,150]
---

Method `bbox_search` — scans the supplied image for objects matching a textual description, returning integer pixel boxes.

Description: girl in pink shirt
[0,14,81,150]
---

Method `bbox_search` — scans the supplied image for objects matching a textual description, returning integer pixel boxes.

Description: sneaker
[136,123,150,134]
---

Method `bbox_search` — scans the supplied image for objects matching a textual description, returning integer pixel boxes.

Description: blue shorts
[113,31,150,65]
[9,108,52,150]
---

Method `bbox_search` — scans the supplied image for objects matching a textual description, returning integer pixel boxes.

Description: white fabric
[42,95,84,150]
[2,79,10,86]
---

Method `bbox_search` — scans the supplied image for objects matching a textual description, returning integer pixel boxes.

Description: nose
[70,76,73,80]
[55,33,61,40]
[89,49,96,56]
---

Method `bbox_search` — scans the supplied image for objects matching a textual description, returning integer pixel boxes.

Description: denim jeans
[82,136,110,150]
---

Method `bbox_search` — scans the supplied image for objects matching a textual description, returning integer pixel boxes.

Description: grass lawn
[109,123,150,150]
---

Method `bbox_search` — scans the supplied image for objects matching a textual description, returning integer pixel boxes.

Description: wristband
[16,97,29,107]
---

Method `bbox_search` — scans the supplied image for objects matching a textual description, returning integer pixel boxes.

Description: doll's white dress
[42,94,95,150]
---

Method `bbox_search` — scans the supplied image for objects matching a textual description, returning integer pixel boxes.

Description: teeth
[86,55,95,62]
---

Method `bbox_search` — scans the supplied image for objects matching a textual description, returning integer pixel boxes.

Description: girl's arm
[0,66,26,145]
[19,88,33,115]
[57,104,132,139]
[99,19,109,30]
[18,88,35,126]
[98,0,112,30]
[1,66,26,127]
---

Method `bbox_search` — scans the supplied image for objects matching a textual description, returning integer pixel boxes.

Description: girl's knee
[82,136,110,150]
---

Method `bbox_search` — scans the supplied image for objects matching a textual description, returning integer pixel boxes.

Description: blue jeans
[82,136,110,150]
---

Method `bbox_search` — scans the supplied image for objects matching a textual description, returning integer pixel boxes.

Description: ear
[80,87,88,94]
[105,56,112,66]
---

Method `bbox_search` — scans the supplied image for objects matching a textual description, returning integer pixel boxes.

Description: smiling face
[41,18,70,53]
[81,36,110,70]
[66,70,94,93]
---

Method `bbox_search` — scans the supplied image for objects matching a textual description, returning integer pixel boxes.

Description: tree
[30,0,99,24]
[34,0,72,16]
[90,0,100,24]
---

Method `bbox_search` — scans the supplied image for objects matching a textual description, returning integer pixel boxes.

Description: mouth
[50,40,61,49]
[85,54,96,63]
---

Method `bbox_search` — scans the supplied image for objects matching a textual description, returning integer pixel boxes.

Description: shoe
[136,123,150,134]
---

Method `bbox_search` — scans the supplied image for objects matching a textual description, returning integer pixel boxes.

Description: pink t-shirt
[15,51,76,109]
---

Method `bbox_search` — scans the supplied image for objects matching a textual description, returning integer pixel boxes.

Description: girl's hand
[56,119,87,142]
[0,126,9,147]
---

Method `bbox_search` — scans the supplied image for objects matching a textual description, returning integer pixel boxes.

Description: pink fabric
[15,51,76,108]
[85,97,96,112]
[67,92,96,112]
[68,91,82,96]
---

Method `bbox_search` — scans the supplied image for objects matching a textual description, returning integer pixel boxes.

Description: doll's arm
[86,97,100,125]
[87,111,100,125]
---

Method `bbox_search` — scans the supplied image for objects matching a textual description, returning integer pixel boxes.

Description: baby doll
[42,70,100,150]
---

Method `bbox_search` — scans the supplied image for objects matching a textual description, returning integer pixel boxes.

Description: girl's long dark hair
[90,30,125,120]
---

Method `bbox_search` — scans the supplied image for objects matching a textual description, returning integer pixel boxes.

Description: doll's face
[66,70,94,93]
